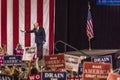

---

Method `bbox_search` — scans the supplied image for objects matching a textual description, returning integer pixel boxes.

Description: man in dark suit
[21,22,46,60]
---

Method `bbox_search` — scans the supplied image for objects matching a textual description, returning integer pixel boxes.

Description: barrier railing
[54,40,91,57]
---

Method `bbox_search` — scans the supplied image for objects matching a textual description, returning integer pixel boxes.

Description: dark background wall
[55,0,120,53]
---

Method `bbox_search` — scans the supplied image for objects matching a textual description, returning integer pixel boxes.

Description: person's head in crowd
[17,43,22,49]
[3,66,11,74]
[21,67,26,72]
[30,65,38,74]
[1,44,7,50]
[25,48,30,53]
[73,71,77,77]
[0,47,4,55]
[42,65,52,71]
[13,67,20,80]
[16,43,22,49]
[1,44,7,55]
[14,43,24,55]
[0,47,2,52]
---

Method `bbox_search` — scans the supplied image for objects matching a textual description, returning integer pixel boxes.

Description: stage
[65,49,119,56]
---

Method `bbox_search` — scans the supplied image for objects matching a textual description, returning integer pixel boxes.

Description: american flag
[86,8,94,39]
[0,0,54,55]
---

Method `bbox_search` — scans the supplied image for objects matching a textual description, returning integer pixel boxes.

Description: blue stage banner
[97,0,120,5]
[4,55,22,66]
[0,74,14,80]
[91,55,112,64]
[42,72,66,80]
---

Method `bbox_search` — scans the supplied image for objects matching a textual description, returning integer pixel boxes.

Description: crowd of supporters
[0,58,54,80]
[0,43,38,80]
[0,44,66,80]
[0,44,120,80]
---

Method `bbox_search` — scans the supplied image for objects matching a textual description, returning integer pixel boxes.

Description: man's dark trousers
[37,43,43,60]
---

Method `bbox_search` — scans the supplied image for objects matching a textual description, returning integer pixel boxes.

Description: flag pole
[88,1,92,51]
[88,1,90,9]
[88,38,92,51]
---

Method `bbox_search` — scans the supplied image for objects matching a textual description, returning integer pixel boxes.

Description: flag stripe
[0,0,54,55]
[13,0,19,49]
[0,0,1,46]
[7,0,13,55]
[87,21,93,34]
[49,0,54,54]
[43,0,49,55]
[1,0,7,47]
[25,0,31,47]
[87,20,94,36]
[19,0,25,47]
[30,0,37,46]
[37,0,43,26]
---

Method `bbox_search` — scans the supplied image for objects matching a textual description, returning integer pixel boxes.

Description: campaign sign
[0,74,14,80]
[42,72,66,80]
[29,74,41,80]
[22,47,36,61]
[0,56,3,66]
[91,55,112,64]
[107,73,120,80]
[44,54,65,70]
[15,48,24,55]
[83,62,111,80]
[4,55,22,66]
[65,54,80,72]
[67,77,81,80]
